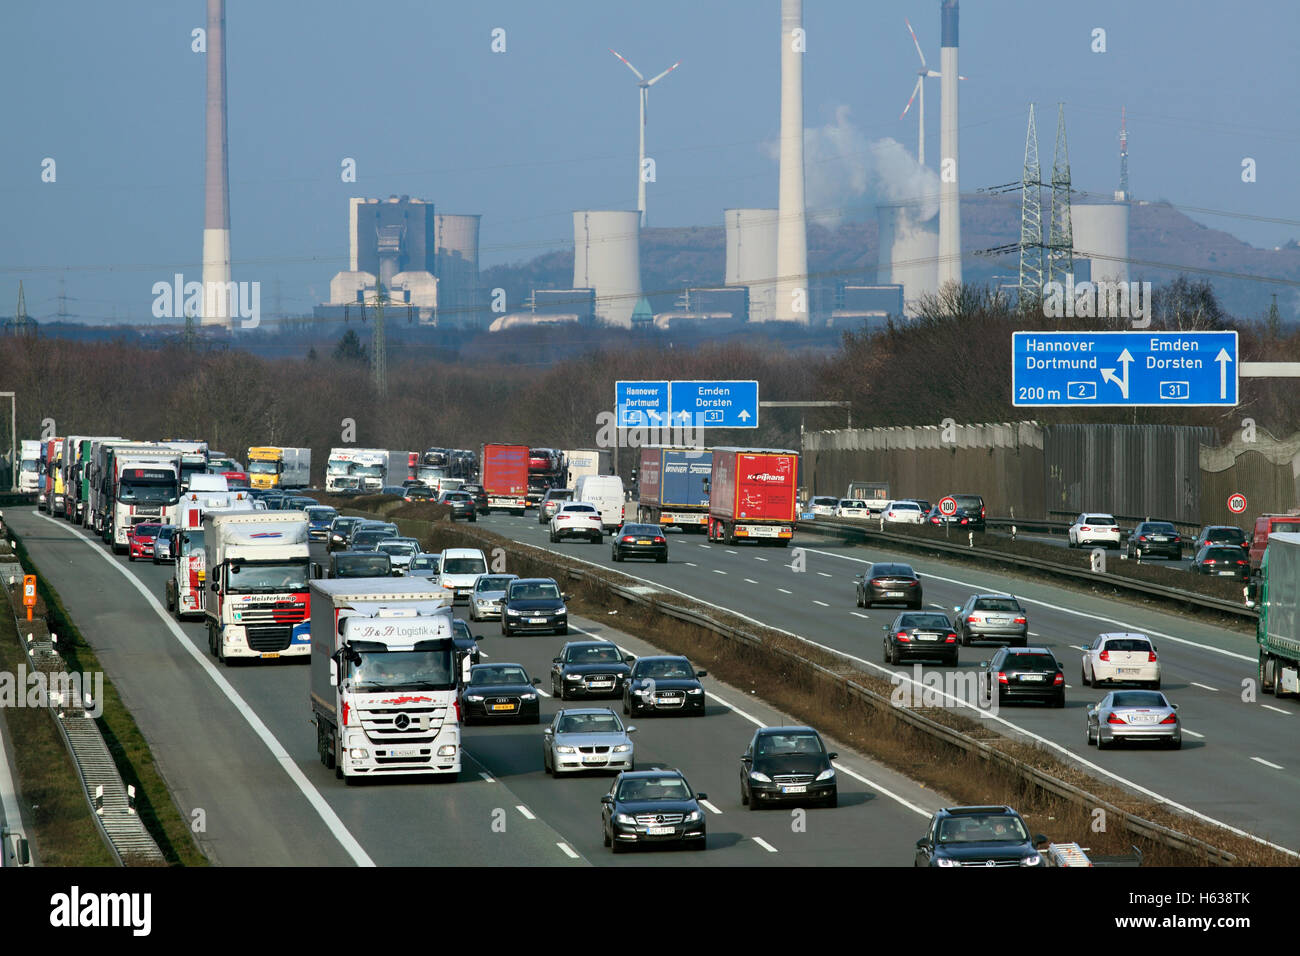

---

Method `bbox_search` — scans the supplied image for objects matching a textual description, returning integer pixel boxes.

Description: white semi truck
[165,487,256,620]
[310,578,462,782]
[325,447,387,493]
[203,511,311,663]
[18,440,42,494]
[108,448,182,552]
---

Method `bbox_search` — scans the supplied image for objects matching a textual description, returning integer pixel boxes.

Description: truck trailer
[481,443,529,515]
[310,578,461,782]
[637,446,712,532]
[166,489,256,619]
[247,446,311,490]
[1256,532,1300,698]
[707,447,798,546]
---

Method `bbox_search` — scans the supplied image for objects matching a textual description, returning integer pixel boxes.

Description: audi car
[460,663,541,724]
[835,499,871,519]
[981,647,1066,707]
[855,563,922,609]
[623,655,707,717]
[941,493,986,531]
[543,708,635,775]
[1193,524,1248,553]
[914,805,1045,867]
[550,641,634,700]
[740,726,838,809]
[952,594,1028,646]
[1086,689,1181,750]
[468,573,519,621]
[611,523,668,562]
[882,500,926,524]
[502,578,568,635]
[127,523,163,562]
[601,770,706,853]
[882,612,959,666]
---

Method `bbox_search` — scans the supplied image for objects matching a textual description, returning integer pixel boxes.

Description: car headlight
[476,599,490,607]
[934,857,961,867]
[506,608,521,616]
[436,745,457,757]
[521,692,537,701]
[749,771,772,782]
[556,608,567,615]
[555,745,577,754]
[815,768,835,781]
[687,687,703,695]
[565,673,581,681]
[614,813,637,825]
[684,810,702,823]
[466,695,484,702]
[635,687,652,696]
[349,748,368,760]
[1021,853,1043,866]
[612,743,632,753]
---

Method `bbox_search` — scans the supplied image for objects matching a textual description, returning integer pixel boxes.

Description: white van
[574,475,626,531]
[439,547,489,604]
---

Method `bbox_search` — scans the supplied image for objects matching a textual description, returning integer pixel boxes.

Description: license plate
[388,747,421,757]
[989,617,1008,624]
[658,696,682,703]
[583,755,606,763]
[886,591,904,598]
[528,617,548,624]
[589,681,613,689]
[636,539,651,545]
[261,652,280,659]
[1020,674,1045,681]
[1218,570,1238,576]
[490,704,515,711]
[781,785,807,794]
[1153,535,1168,541]
[748,527,777,537]
[1131,714,1157,724]
[646,826,674,835]
[1117,668,1138,674]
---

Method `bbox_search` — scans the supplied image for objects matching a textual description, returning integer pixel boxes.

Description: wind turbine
[898,18,964,168]
[610,48,680,228]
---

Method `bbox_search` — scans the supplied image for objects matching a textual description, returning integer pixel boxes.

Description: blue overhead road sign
[615,380,669,426]
[1012,331,1238,407]
[669,380,759,428]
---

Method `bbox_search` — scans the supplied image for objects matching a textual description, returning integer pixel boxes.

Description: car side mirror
[626,726,637,734]
[561,593,569,602]
[741,754,751,762]
[952,606,961,613]
[696,670,707,678]
[552,657,562,664]
[532,678,541,686]
[623,655,636,664]
[210,582,219,592]
[881,625,888,632]
[695,792,708,801]
[1172,703,1179,710]
[1033,834,1048,847]
[600,795,613,804]
[978,660,989,669]
[828,752,838,760]
[915,838,927,849]
[328,658,338,687]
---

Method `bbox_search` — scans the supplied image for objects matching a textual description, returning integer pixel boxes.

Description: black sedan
[460,663,541,724]
[855,563,922,609]
[611,523,668,563]
[461,483,490,514]
[1192,544,1250,580]
[914,805,1046,867]
[623,655,707,717]
[602,770,707,853]
[304,506,338,542]
[551,640,634,700]
[882,612,959,666]
[981,647,1065,707]
[740,726,838,810]
[438,490,478,522]
[501,578,568,636]
[925,505,974,528]
[327,516,364,551]
[350,528,398,552]
[1126,521,1183,560]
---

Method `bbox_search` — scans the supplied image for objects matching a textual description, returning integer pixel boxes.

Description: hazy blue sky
[2,1,1296,322]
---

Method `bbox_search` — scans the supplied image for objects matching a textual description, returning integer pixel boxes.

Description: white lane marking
[685,561,698,567]
[703,691,765,726]
[712,569,727,575]
[726,550,738,555]
[851,612,871,619]
[813,600,829,607]
[557,842,580,859]
[1253,757,1284,770]
[778,588,792,594]
[744,578,758,584]
[1190,682,1219,692]
[1070,645,1089,652]
[32,512,377,867]
[478,650,490,658]
[699,799,722,815]
[799,546,1257,663]
[817,572,832,578]
[1183,729,1205,739]
[699,544,712,549]
[535,687,551,698]
[753,836,779,853]
[1028,632,1041,637]
[1261,704,1291,716]
[754,557,768,562]
[516,805,536,820]
[479,771,496,783]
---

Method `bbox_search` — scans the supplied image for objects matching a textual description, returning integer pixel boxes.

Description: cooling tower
[774,0,808,322]
[1071,203,1130,285]
[201,0,232,328]
[937,0,962,290]
[877,204,940,316]
[724,208,779,323]
[573,211,642,328]
[435,213,481,326]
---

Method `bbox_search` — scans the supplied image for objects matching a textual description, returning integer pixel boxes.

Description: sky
[1,0,1297,323]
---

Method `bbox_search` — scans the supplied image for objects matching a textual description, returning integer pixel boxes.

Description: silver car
[953,593,1028,647]
[376,538,419,574]
[407,552,441,580]
[1086,690,1181,750]
[543,708,636,775]
[152,525,177,565]
[469,573,519,622]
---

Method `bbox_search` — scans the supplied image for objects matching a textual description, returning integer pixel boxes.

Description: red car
[128,523,163,562]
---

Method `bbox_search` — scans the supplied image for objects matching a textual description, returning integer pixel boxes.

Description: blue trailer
[636,446,712,532]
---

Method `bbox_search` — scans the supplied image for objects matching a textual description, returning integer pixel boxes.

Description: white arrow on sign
[1215,348,1233,400]
[679,410,692,422]
[1099,348,1133,400]
[738,409,751,422]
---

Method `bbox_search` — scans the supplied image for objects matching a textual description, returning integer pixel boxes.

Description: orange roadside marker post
[22,574,36,622]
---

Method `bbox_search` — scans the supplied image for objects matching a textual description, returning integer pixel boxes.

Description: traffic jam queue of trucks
[636,446,712,533]
[706,447,798,546]
[166,482,257,620]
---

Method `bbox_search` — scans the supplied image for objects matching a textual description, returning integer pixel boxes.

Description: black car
[611,523,668,563]
[304,506,338,542]
[925,505,974,528]
[452,617,482,669]
[538,487,575,525]
[855,562,922,609]
[286,496,319,510]
[551,640,634,700]
[623,655,707,716]
[460,663,541,724]
[914,805,1046,867]
[350,527,398,552]
[882,612,959,666]
[321,551,393,579]
[1192,544,1250,580]
[1127,521,1183,560]
[328,515,364,551]
[461,483,489,514]
[740,726,838,810]
[438,490,478,522]
[602,769,707,853]
[1193,524,1248,552]
[502,578,568,636]
[981,646,1065,707]
[346,520,397,548]
[942,494,986,531]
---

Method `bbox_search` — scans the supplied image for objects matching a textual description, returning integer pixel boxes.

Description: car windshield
[1205,528,1245,543]
[326,460,352,475]
[178,530,204,556]
[617,777,691,802]
[563,505,597,513]
[899,613,950,629]
[352,532,392,548]
[157,527,175,540]
[335,556,391,577]
[621,525,658,535]
[557,713,623,734]
[377,542,416,556]
[873,565,914,577]
[1103,638,1151,652]
[1083,515,1116,524]
[1003,653,1056,671]
[132,524,162,538]
[1144,523,1176,533]
[119,477,177,505]
[937,814,1028,843]
[350,649,455,692]
[511,582,560,601]
[756,733,823,756]
[442,493,471,502]
[1112,691,1167,708]
[1269,520,1300,534]
[813,497,837,506]
[634,659,694,679]
[840,500,864,508]
[1204,547,1243,561]
[247,461,277,474]
[892,502,920,511]
[443,557,487,575]
[476,576,515,592]
[974,598,1022,612]
[228,561,307,591]
[952,495,983,509]
[566,645,621,664]
[471,666,529,686]
[409,556,439,571]
[306,508,336,521]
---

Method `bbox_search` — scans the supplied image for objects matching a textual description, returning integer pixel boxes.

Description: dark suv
[1127,521,1183,560]
[914,805,1045,867]
[981,646,1065,707]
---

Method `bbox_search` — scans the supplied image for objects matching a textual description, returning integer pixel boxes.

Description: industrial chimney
[774,0,808,322]
[937,0,962,290]
[201,0,232,329]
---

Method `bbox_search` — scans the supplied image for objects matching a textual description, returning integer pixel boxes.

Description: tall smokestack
[937,0,961,290]
[201,0,232,329]
[774,0,807,322]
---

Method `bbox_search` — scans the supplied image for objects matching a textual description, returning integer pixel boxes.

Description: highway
[476,510,1300,854]
[5,506,941,866]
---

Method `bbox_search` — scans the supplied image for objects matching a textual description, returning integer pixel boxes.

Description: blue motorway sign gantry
[1012,331,1238,407]
[615,380,759,428]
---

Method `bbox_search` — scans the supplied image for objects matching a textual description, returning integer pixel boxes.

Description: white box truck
[563,449,611,487]
[203,511,311,662]
[18,439,42,494]
[165,489,256,619]
[574,474,626,530]
[310,578,461,782]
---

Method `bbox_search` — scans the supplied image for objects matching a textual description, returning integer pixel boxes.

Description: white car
[439,547,489,604]
[1068,513,1121,549]
[835,499,871,518]
[550,502,604,543]
[810,496,839,517]
[882,500,926,524]
[1082,633,1161,689]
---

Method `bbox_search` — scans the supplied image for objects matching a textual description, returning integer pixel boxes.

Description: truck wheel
[1260,655,1276,695]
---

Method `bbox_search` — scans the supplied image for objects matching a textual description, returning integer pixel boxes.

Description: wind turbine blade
[958,74,969,81]
[905,18,927,68]
[609,48,644,81]
[646,59,682,86]
[642,87,649,126]
[900,78,921,120]
[926,70,942,78]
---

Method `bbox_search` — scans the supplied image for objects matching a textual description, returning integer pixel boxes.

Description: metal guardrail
[796,517,1258,621]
